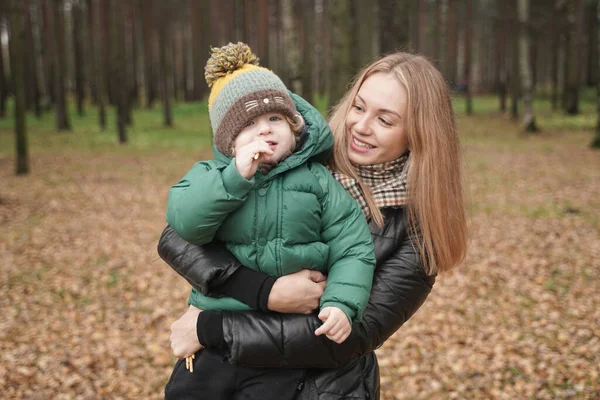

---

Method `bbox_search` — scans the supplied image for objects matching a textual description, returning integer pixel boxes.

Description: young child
[165,43,375,399]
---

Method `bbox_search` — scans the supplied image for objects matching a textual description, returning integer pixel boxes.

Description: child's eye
[245,120,255,127]
[269,115,282,122]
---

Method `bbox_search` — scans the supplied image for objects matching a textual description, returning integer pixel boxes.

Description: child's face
[234,112,296,163]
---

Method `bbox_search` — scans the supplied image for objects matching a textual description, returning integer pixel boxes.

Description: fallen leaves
[1,128,599,399]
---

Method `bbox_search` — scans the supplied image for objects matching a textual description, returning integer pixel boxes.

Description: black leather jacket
[158,207,435,399]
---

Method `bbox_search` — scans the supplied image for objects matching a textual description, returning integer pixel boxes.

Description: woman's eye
[352,104,363,112]
[379,117,392,126]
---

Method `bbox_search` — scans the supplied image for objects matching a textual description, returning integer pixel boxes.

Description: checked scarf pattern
[331,153,410,221]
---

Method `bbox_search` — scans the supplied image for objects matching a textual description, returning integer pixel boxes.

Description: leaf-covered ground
[1,114,599,399]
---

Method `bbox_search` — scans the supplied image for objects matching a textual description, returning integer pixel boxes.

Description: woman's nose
[353,115,372,136]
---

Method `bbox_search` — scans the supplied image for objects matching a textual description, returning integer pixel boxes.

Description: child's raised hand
[234,138,274,179]
[314,306,351,344]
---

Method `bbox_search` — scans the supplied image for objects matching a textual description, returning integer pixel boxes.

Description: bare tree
[464,0,473,115]
[9,0,30,174]
[518,0,537,132]
[329,0,352,108]
[141,0,157,107]
[48,0,71,130]
[111,0,127,142]
[565,0,584,115]
[379,0,409,54]
[0,6,8,118]
[24,0,41,116]
[446,0,458,88]
[587,0,599,87]
[592,2,600,148]
[158,0,173,127]
[190,0,209,101]
[72,0,85,116]
[495,0,509,112]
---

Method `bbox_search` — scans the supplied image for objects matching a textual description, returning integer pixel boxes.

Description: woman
[159,52,467,399]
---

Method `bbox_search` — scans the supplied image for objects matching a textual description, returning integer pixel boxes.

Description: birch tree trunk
[517,0,537,132]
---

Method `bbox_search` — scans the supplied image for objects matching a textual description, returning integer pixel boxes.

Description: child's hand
[314,306,351,344]
[235,138,274,179]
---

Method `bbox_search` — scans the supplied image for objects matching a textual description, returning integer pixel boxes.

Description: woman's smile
[350,136,375,152]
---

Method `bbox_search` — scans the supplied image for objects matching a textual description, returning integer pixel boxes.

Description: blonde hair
[328,52,467,275]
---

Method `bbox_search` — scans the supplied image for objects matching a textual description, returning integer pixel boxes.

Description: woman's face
[345,73,409,165]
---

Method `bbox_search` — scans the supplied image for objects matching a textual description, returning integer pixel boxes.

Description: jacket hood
[212,92,333,172]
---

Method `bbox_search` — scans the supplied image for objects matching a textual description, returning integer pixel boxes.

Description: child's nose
[257,121,271,135]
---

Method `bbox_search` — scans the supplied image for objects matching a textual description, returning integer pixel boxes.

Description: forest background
[1,0,599,399]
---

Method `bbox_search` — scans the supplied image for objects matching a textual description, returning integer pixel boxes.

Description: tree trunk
[159,1,172,127]
[24,0,41,117]
[432,0,441,67]
[30,0,50,112]
[91,0,106,130]
[9,0,30,174]
[593,9,600,148]
[496,0,509,112]
[129,0,140,107]
[0,6,9,118]
[355,0,374,69]
[282,0,300,92]
[464,0,473,115]
[550,0,561,110]
[256,0,269,66]
[141,0,157,107]
[586,0,598,87]
[379,0,409,54]
[110,0,127,143]
[72,0,85,116]
[329,0,352,108]
[446,0,458,88]
[518,0,537,132]
[565,0,584,115]
[190,0,209,101]
[509,0,519,120]
[49,0,71,130]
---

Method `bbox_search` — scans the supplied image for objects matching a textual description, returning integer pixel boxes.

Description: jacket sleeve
[313,165,375,323]
[216,222,435,368]
[166,160,255,245]
[157,225,244,297]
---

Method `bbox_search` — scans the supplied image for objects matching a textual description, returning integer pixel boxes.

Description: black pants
[164,349,305,400]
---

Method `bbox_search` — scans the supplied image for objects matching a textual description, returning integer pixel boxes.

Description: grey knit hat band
[209,69,290,132]
[214,88,298,156]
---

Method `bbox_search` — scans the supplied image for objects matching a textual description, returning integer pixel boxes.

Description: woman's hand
[169,305,205,358]
[267,269,327,314]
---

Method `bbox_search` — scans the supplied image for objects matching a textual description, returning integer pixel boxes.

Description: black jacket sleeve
[157,225,275,310]
[211,208,436,368]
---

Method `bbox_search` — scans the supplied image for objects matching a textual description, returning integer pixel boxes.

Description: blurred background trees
[2,0,600,173]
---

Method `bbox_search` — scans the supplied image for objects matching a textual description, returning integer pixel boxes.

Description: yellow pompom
[205,42,260,87]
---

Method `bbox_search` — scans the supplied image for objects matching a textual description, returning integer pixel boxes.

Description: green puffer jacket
[166,94,375,323]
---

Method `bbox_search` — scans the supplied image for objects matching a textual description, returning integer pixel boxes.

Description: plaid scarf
[331,153,410,221]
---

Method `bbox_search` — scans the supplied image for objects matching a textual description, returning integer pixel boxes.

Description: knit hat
[205,42,298,156]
